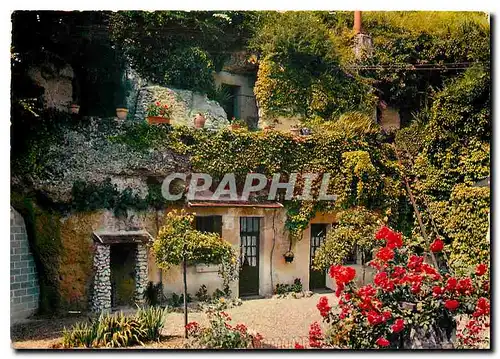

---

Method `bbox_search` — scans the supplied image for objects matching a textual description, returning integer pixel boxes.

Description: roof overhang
[92,230,153,245]
[187,201,283,208]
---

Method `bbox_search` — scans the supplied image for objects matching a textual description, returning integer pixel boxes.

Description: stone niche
[91,231,152,312]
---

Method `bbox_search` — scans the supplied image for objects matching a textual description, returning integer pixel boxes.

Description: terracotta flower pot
[194,114,206,129]
[229,124,242,130]
[116,108,128,120]
[69,104,80,114]
[147,116,171,125]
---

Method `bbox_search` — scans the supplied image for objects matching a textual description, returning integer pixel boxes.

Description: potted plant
[284,250,294,263]
[146,101,172,125]
[194,113,206,129]
[290,125,301,136]
[116,106,128,120]
[69,103,80,114]
[229,117,246,130]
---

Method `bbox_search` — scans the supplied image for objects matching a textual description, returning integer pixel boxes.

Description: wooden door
[309,224,327,290]
[239,217,260,296]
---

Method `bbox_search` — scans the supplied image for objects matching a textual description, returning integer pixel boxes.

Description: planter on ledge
[116,108,128,120]
[147,116,171,125]
[69,104,80,114]
[284,251,294,263]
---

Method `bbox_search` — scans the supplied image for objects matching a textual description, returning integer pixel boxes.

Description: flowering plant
[147,101,172,118]
[185,309,263,349]
[305,225,490,349]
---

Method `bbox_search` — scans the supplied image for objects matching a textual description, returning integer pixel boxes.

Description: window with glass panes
[195,215,222,235]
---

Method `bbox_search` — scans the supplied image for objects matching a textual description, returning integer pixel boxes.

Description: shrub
[136,306,167,342]
[196,284,210,302]
[144,281,166,307]
[275,278,303,295]
[186,309,263,349]
[167,292,192,307]
[308,225,490,349]
[62,307,167,348]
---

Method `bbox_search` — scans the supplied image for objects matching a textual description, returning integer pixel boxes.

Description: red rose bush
[305,225,490,349]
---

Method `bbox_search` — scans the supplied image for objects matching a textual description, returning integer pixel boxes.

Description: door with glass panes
[309,224,327,290]
[239,217,260,296]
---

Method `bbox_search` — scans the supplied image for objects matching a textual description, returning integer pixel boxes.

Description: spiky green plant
[136,306,167,342]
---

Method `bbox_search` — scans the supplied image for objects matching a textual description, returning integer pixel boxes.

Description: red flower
[235,324,247,333]
[444,299,460,311]
[382,311,392,321]
[430,238,444,252]
[476,263,488,276]
[376,247,394,262]
[456,278,473,295]
[473,297,490,317]
[386,231,403,249]
[294,343,305,349]
[411,282,421,294]
[185,321,200,335]
[391,318,405,333]
[309,322,323,348]
[408,255,424,270]
[391,266,406,279]
[376,337,390,347]
[445,277,458,292]
[375,226,391,240]
[432,286,444,296]
[330,265,356,286]
[317,296,331,317]
[367,310,386,326]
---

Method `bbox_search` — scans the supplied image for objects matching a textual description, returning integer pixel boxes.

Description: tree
[109,11,257,94]
[152,210,237,338]
[312,207,383,284]
[251,11,375,119]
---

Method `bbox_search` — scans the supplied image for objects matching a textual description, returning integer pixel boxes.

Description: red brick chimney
[354,11,362,34]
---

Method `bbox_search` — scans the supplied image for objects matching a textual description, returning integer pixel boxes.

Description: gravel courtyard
[164,292,338,346]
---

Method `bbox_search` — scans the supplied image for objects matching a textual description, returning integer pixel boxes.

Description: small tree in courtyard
[152,210,238,338]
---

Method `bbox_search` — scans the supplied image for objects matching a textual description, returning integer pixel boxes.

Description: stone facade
[27,63,74,112]
[134,85,230,130]
[10,207,40,323]
[91,244,111,312]
[134,244,149,304]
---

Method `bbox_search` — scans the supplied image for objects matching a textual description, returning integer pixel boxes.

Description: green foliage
[136,306,168,342]
[358,11,490,112]
[195,285,209,302]
[153,210,238,287]
[71,178,170,216]
[251,11,375,119]
[143,281,166,307]
[313,207,382,270]
[110,11,257,94]
[275,278,303,295]
[186,309,263,349]
[427,185,490,275]
[62,308,167,348]
[167,292,192,307]
[396,66,490,274]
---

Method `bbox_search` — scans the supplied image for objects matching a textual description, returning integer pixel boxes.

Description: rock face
[14,117,191,203]
[403,325,455,349]
[28,63,74,112]
[134,86,230,131]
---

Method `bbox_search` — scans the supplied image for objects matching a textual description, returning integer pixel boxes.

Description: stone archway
[91,231,152,312]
